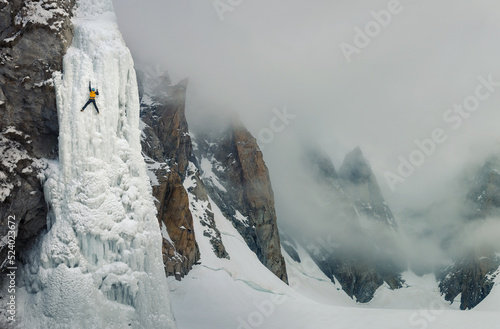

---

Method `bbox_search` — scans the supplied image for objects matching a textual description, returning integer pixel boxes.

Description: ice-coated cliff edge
[18,1,176,328]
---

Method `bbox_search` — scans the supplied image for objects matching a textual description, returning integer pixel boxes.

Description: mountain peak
[178,77,189,89]
[467,154,500,218]
[338,146,398,229]
[338,146,371,184]
[351,145,363,155]
[303,147,338,183]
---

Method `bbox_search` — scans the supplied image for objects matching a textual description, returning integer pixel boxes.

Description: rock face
[141,78,192,178]
[184,165,229,260]
[282,146,403,303]
[140,77,201,280]
[338,147,398,229]
[138,72,285,281]
[439,249,499,310]
[0,0,75,273]
[438,156,500,309]
[156,171,199,280]
[194,117,288,283]
[467,156,500,218]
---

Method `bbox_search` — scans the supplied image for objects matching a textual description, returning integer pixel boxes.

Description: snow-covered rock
[0,2,76,310]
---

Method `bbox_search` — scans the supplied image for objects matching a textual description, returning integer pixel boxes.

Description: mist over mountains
[1,0,500,328]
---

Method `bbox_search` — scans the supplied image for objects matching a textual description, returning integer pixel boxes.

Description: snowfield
[170,181,500,329]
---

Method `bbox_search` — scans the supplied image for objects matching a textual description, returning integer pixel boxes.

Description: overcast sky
[113,0,500,215]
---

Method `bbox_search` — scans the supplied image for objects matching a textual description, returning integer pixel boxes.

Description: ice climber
[81,81,99,114]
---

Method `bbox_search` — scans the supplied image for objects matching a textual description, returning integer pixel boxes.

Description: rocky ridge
[139,75,201,280]
[281,146,403,302]
[138,71,287,282]
[438,156,500,309]
[193,117,288,283]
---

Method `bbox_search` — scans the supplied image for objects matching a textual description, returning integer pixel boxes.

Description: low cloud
[113,0,500,269]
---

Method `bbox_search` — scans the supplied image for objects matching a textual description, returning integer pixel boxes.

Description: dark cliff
[438,156,500,309]
[194,116,288,283]
[0,0,76,272]
[139,77,200,280]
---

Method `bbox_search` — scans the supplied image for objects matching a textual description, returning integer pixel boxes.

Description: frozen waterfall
[18,0,176,328]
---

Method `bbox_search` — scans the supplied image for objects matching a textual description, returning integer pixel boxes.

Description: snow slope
[18,1,175,328]
[170,168,500,329]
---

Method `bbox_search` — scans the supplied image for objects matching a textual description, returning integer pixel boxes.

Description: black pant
[82,99,99,113]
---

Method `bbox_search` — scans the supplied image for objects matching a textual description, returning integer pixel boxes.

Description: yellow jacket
[89,90,97,99]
